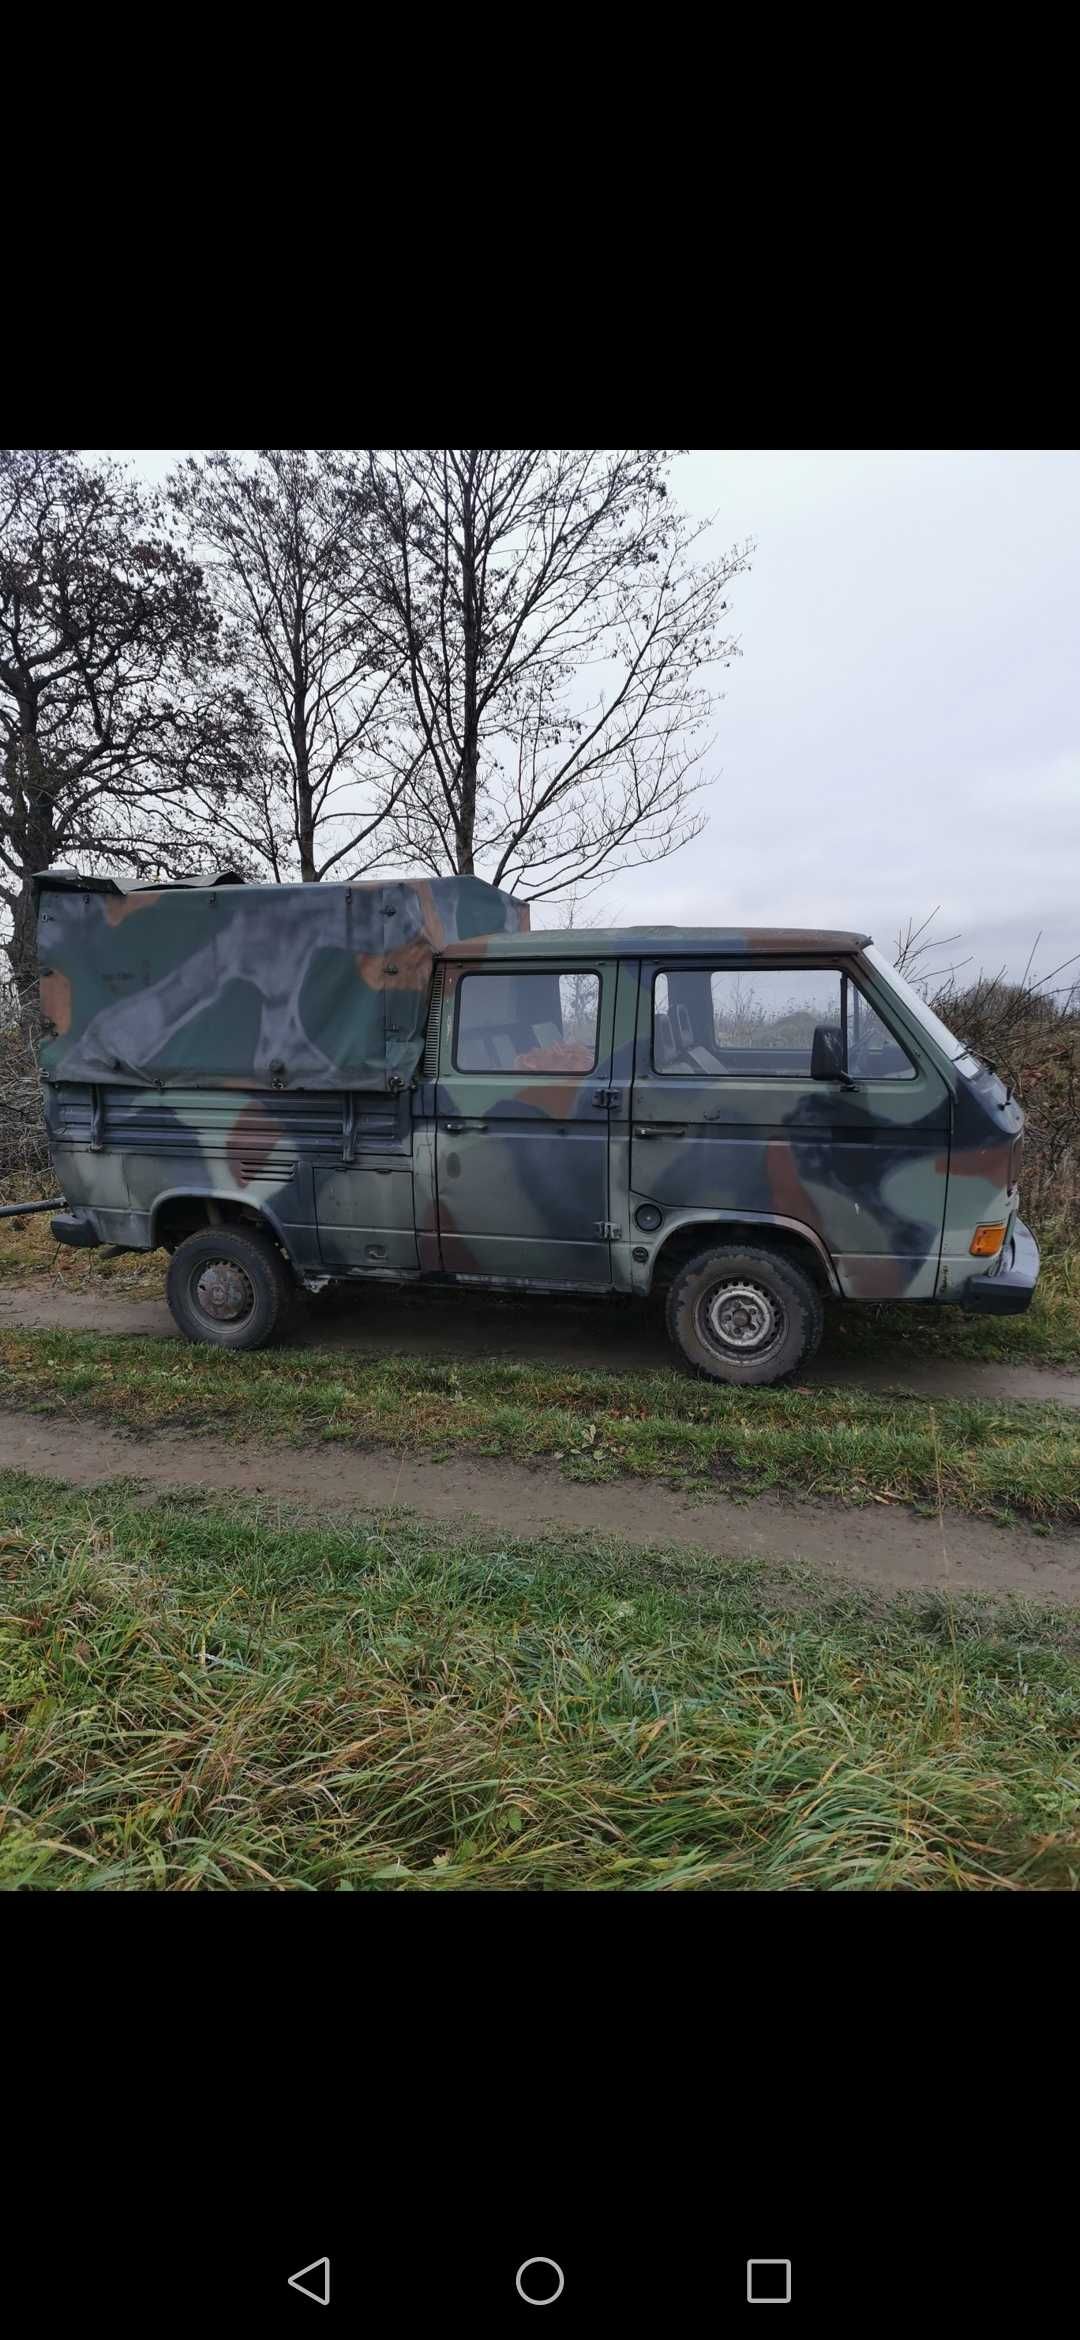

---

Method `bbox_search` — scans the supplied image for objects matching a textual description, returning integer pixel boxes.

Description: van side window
[455,970,600,1074]
[652,968,915,1078]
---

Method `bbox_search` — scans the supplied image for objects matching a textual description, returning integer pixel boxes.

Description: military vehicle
[32,868,1039,1384]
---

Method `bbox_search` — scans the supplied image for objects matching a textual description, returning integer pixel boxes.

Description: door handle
[443,1119,484,1134]
[634,1123,686,1139]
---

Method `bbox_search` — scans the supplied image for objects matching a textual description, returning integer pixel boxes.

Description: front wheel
[166,1225,291,1350]
[665,1243,824,1386]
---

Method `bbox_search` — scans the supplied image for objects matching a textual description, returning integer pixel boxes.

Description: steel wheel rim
[698,1277,786,1360]
[190,1258,257,1327]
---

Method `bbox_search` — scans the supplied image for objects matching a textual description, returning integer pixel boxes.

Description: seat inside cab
[653,978,730,1074]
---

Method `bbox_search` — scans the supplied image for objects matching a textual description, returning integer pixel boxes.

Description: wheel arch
[150,1187,294,1259]
[646,1212,840,1297]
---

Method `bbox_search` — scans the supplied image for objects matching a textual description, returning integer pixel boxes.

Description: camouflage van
[35,871,1039,1385]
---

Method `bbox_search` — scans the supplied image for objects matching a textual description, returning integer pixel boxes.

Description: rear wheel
[166,1225,291,1350]
[666,1242,824,1386]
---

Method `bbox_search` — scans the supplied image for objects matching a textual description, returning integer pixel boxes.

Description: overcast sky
[102,450,1080,988]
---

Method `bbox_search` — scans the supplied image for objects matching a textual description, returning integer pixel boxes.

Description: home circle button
[515,2257,565,2306]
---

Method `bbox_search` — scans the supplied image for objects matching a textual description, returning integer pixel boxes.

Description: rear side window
[454,969,600,1073]
[652,967,914,1078]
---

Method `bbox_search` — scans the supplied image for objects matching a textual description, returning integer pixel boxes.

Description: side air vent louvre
[45,1085,410,1161]
[421,970,444,1081]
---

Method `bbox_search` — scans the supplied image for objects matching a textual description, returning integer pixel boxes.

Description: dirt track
[3,1278,1080,1410]
[2,1408,1079,1606]
[4,1276,1079,1604]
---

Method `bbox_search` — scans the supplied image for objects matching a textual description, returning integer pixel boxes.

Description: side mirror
[810,1023,846,1081]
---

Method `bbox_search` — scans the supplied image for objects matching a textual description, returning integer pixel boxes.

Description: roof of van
[441,927,872,959]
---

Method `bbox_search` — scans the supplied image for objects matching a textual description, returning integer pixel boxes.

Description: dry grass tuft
[1,1476,1078,1891]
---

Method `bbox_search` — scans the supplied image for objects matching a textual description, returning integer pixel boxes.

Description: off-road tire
[166,1225,292,1351]
[665,1242,824,1386]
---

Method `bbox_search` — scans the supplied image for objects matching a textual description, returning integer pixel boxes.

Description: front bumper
[961,1217,1040,1315]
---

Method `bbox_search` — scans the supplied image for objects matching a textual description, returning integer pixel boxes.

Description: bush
[0,983,48,1183]
[928,970,1080,1241]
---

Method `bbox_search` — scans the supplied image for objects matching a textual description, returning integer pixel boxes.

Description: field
[2,1474,1078,1891]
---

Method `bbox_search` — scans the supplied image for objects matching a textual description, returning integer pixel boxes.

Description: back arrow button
[288,2258,330,2306]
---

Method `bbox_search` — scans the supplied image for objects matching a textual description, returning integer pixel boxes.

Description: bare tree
[171,451,410,883]
[892,907,969,993]
[360,449,751,900]
[0,448,251,997]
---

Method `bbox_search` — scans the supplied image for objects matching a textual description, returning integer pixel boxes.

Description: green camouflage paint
[34,880,1037,1325]
[35,870,529,1093]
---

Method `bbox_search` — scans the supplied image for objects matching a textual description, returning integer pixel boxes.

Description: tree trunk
[4,704,56,1008]
[456,462,480,875]
[291,633,316,882]
[297,770,316,882]
[296,724,316,880]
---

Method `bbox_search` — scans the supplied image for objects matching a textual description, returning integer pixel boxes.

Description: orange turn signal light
[970,1223,1007,1257]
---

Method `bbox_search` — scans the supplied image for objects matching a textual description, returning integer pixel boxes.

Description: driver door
[631,958,950,1300]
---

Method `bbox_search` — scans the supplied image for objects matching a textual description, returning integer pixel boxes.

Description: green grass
[2,1322,1079,1526]
[1,1473,1077,1890]
[0,1217,165,1296]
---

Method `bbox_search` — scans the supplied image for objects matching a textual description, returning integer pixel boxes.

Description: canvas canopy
[34,871,529,1093]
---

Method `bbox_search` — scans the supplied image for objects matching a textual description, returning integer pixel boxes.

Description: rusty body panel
[34,874,1039,1358]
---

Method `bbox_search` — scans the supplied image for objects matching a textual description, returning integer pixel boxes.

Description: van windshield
[863,944,979,1071]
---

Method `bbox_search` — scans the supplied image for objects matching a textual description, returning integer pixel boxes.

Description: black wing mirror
[810,1023,846,1081]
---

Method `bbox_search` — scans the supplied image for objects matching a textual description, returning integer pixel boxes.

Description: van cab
[43,904,1039,1384]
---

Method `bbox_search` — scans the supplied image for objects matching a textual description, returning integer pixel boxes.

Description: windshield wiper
[962,1044,1014,1102]
[961,1042,997,1077]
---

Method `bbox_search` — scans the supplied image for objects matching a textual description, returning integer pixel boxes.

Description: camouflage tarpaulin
[33,872,530,1092]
